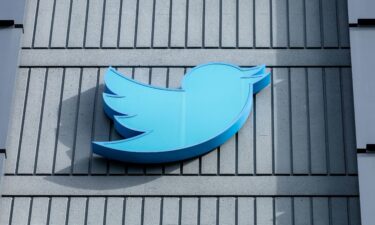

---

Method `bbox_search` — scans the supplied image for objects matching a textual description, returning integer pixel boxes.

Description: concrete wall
[0,0,360,224]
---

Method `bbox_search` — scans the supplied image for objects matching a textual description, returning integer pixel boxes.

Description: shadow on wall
[47,70,181,189]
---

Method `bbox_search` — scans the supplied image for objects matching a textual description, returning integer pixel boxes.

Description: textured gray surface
[0,28,22,150]
[20,49,351,67]
[350,28,375,149]
[0,0,27,24]
[1,0,360,224]
[20,0,350,49]
[357,154,375,225]
[0,196,361,225]
[350,27,375,225]
[2,176,359,196]
[348,0,375,23]
[0,154,4,198]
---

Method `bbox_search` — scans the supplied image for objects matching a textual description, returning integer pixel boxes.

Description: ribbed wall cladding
[1,0,359,224]
[0,196,361,225]
[5,66,357,176]
[22,0,350,49]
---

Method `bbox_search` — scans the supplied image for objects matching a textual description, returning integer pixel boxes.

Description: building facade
[0,0,361,224]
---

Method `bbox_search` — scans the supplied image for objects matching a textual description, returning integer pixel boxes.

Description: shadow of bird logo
[92,63,270,164]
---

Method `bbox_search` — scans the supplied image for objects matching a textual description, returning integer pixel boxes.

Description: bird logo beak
[240,64,267,78]
[241,65,271,94]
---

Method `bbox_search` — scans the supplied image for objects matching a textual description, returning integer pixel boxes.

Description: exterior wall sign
[92,63,270,164]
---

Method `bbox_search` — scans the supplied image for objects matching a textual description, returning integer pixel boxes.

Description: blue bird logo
[92,63,270,164]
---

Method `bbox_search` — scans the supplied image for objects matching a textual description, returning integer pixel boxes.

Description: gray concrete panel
[272,0,288,48]
[321,0,339,47]
[1,176,358,196]
[50,0,70,48]
[273,68,291,174]
[119,0,137,48]
[358,154,375,225]
[20,49,351,67]
[67,0,87,48]
[204,0,220,48]
[221,0,236,48]
[308,68,328,174]
[102,0,121,48]
[238,0,254,48]
[33,0,54,48]
[290,68,309,174]
[29,197,49,225]
[348,0,375,24]
[0,0,26,24]
[350,28,375,149]
[288,0,305,47]
[153,0,171,48]
[305,0,322,48]
[4,69,29,174]
[0,196,359,225]
[136,0,154,48]
[0,29,22,150]
[85,0,104,48]
[187,0,203,47]
[18,0,350,49]
[254,0,271,48]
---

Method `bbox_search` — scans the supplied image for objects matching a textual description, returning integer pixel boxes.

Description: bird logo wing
[93,67,187,163]
[102,67,185,137]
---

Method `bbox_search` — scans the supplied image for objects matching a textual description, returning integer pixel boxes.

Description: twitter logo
[92,63,270,164]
